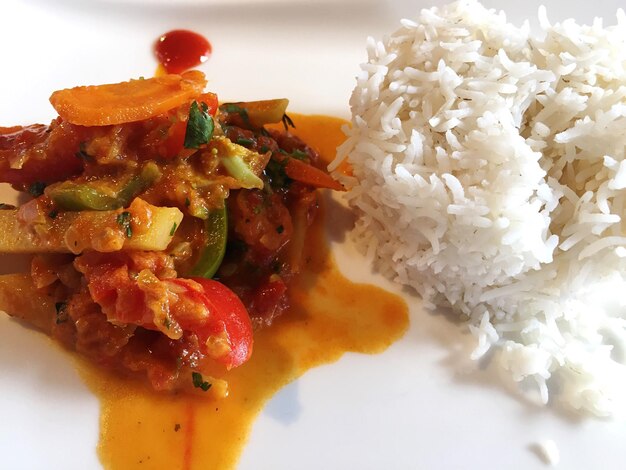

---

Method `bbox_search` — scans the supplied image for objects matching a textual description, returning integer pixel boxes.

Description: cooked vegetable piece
[222,98,289,128]
[0,123,85,187]
[180,277,253,369]
[197,92,219,116]
[284,157,344,190]
[0,201,183,254]
[221,154,264,189]
[49,71,207,126]
[47,162,161,211]
[190,205,227,278]
[76,260,252,369]
[184,101,214,149]
[0,273,60,332]
[211,137,265,189]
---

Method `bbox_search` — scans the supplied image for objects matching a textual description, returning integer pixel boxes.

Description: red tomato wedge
[170,278,253,369]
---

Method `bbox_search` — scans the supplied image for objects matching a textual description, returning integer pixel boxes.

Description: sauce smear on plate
[77,115,409,469]
[154,30,212,74]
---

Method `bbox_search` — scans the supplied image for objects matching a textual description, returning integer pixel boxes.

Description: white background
[1,0,626,468]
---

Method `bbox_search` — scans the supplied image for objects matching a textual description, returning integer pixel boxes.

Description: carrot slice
[49,70,207,127]
[284,157,344,191]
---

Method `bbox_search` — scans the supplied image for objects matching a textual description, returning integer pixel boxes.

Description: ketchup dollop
[154,30,212,74]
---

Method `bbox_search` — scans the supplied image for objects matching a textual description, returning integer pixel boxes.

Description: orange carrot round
[49,71,207,127]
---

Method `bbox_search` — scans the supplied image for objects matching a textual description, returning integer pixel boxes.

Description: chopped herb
[184,197,191,207]
[290,149,308,161]
[259,145,270,153]
[264,158,290,189]
[55,302,68,324]
[48,209,58,219]
[220,103,250,127]
[174,424,181,432]
[28,181,46,197]
[170,222,177,236]
[282,113,295,131]
[116,211,133,238]
[75,142,94,162]
[276,224,284,234]
[184,101,214,149]
[235,137,255,147]
[0,203,16,210]
[163,317,171,329]
[192,371,212,392]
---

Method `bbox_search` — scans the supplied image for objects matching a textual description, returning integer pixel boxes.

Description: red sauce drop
[154,30,212,74]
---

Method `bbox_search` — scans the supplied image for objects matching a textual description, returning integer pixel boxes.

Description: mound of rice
[331,0,626,417]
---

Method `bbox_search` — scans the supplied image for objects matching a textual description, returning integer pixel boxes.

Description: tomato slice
[167,277,253,369]
[78,253,253,370]
[162,119,188,159]
[198,92,218,117]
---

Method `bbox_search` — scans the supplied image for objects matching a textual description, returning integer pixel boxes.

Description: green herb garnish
[291,149,308,161]
[282,113,295,131]
[116,211,133,238]
[28,181,46,197]
[264,159,290,189]
[184,101,214,149]
[276,224,284,234]
[220,103,251,127]
[236,137,255,147]
[192,371,212,392]
[48,210,58,219]
[170,222,177,236]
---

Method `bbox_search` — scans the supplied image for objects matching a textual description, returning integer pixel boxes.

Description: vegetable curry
[0,71,346,395]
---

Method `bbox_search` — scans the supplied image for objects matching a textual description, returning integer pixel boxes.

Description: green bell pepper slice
[47,162,161,211]
[190,204,227,279]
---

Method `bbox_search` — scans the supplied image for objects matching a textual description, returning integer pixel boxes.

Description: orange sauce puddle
[77,115,409,469]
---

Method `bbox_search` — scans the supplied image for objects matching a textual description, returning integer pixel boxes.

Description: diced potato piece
[0,201,183,254]
[235,99,289,127]
[0,274,58,333]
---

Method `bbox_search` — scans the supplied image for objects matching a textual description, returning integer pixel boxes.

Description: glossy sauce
[154,30,212,75]
[78,115,409,469]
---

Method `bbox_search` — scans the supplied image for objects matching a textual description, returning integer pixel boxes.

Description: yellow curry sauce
[75,115,409,469]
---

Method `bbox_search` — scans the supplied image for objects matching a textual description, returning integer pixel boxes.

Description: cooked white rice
[331,0,626,417]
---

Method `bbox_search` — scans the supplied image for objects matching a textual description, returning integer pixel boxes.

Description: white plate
[2,0,626,468]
